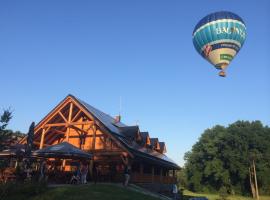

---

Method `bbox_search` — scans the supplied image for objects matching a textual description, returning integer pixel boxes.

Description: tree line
[181,120,270,196]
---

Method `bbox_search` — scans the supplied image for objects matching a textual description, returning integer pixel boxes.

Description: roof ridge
[77,98,114,118]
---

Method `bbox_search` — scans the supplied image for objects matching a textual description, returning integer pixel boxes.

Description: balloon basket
[219,71,226,77]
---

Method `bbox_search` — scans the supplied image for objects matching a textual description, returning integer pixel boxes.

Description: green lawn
[4,183,270,200]
[183,189,270,200]
[5,184,161,200]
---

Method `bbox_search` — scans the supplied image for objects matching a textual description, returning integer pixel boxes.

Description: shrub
[218,186,229,200]
[0,180,48,200]
[0,182,17,200]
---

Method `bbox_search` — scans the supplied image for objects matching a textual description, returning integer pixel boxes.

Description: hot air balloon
[192,11,246,77]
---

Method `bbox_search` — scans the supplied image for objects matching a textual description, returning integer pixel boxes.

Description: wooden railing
[131,172,176,184]
[0,168,16,183]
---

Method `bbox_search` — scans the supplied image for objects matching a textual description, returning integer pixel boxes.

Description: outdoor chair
[70,174,80,184]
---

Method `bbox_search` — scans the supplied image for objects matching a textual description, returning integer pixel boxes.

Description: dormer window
[150,138,159,151]
[158,142,167,154]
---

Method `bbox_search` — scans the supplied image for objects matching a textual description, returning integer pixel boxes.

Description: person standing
[75,162,81,183]
[39,160,47,182]
[92,163,98,184]
[121,153,130,187]
[81,163,88,184]
[172,184,178,200]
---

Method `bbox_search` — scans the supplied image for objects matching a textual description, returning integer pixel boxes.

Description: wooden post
[89,160,94,177]
[39,128,46,149]
[65,102,73,142]
[173,169,176,184]
[140,163,143,175]
[63,102,73,169]
[160,168,163,183]
[62,160,66,170]
[68,102,73,122]
[151,166,154,183]
[92,125,97,150]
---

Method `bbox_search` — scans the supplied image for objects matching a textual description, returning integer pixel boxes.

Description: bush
[218,186,229,200]
[0,180,48,200]
[0,182,17,199]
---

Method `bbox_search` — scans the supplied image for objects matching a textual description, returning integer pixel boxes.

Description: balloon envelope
[192,11,247,76]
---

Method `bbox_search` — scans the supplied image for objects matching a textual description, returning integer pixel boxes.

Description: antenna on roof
[114,96,122,124]
[119,96,122,116]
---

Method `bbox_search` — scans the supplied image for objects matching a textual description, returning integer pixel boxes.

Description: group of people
[70,162,88,184]
[38,160,89,184]
[37,156,180,199]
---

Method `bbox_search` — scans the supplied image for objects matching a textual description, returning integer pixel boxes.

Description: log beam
[71,110,82,122]
[151,166,155,183]
[59,111,68,123]
[39,127,50,149]
[44,121,94,128]
[65,102,73,142]
[46,133,62,145]
[52,129,66,135]
[92,125,97,150]
[33,98,73,133]
[70,125,89,135]
[34,141,49,147]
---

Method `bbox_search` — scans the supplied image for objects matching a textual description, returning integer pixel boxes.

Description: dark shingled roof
[150,138,159,147]
[118,126,139,139]
[0,144,25,157]
[128,143,178,168]
[140,132,149,145]
[33,142,92,159]
[159,142,166,154]
[71,95,180,169]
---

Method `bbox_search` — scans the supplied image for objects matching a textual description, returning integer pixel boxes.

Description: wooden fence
[131,172,176,184]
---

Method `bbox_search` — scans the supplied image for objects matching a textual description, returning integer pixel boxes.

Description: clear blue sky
[1,1,269,166]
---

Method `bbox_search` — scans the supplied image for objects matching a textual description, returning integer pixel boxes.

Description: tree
[25,122,35,171]
[184,121,270,196]
[0,109,25,152]
[0,109,13,151]
[25,122,35,157]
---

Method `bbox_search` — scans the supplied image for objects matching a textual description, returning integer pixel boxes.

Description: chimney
[114,115,121,123]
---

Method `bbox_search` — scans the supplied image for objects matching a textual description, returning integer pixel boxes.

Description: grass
[5,184,161,200]
[3,183,270,200]
[183,189,270,200]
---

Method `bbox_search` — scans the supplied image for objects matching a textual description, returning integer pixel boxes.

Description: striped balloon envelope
[192,11,247,77]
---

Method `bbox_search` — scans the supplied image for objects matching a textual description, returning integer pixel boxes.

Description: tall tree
[184,121,270,196]
[25,122,35,157]
[24,122,35,172]
[0,109,25,151]
[0,109,13,151]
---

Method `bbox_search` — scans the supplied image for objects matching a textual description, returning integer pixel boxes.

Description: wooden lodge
[20,94,180,185]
